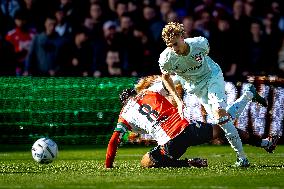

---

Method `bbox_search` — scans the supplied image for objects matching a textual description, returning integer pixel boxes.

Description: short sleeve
[195,37,210,54]
[158,49,173,74]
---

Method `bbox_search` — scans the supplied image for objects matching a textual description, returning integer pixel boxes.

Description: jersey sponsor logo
[176,63,203,74]
[191,52,203,63]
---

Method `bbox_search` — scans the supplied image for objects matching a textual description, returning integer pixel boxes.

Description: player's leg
[204,76,249,167]
[140,152,208,168]
[141,146,192,168]
[213,109,250,167]
[227,83,267,121]
[212,124,275,151]
[226,87,254,120]
[141,126,208,168]
[221,83,278,153]
[237,128,280,153]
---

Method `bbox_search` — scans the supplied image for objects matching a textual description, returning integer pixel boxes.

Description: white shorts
[184,73,228,120]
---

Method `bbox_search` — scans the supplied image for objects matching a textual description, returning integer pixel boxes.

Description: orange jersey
[117,91,189,145]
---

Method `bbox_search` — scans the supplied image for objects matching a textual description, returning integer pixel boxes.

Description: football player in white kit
[158,22,268,167]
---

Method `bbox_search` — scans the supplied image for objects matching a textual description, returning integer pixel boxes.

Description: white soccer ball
[31,138,58,164]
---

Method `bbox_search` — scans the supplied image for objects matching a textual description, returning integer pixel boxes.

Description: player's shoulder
[159,47,175,65]
[185,36,207,43]
[160,47,173,57]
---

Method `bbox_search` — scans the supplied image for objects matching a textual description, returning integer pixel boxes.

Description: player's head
[162,22,185,47]
[135,74,184,95]
[135,75,160,93]
[119,88,137,106]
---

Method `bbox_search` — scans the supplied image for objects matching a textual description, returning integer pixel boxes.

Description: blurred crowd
[1,0,284,81]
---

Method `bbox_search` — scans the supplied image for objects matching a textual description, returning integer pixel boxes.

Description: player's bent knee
[214,109,231,126]
[141,153,156,168]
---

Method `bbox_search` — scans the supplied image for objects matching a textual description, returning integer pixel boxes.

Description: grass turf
[0,144,283,189]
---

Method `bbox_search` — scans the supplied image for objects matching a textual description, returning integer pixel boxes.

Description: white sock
[226,90,253,120]
[221,121,246,158]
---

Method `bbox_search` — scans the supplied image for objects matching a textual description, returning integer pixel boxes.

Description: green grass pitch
[0,144,283,189]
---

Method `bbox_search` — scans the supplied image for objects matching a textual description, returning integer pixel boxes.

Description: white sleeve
[196,36,210,55]
[186,37,210,55]
[158,49,173,74]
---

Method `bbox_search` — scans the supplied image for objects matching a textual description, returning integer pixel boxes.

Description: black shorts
[149,121,213,163]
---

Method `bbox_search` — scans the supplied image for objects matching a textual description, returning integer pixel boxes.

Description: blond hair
[135,75,184,108]
[161,22,185,45]
[135,75,160,93]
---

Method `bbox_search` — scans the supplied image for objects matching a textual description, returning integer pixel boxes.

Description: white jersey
[159,37,223,95]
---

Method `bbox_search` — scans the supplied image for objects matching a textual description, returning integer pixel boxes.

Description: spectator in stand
[166,0,187,19]
[141,5,164,44]
[58,26,93,77]
[182,16,204,38]
[54,7,73,38]
[166,10,179,23]
[57,0,83,32]
[243,0,257,18]
[262,11,283,75]
[269,0,284,32]
[0,0,21,34]
[0,34,17,75]
[127,0,142,24]
[230,0,251,81]
[57,0,74,22]
[140,4,165,54]
[193,9,217,40]
[159,0,173,23]
[117,12,142,76]
[92,20,120,77]
[231,0,247,30]
[242,20,266,76]
[24,15,65,76]
[20,0,46,32]
[105,0,119,20]
[112,0,128,27]
[278,35,284,77]
[5,9,36,76]
[193,0,231,21]
[210,16,237,81]
[102,48,123,77]
[133,25,160,76]
[86,2,106,41]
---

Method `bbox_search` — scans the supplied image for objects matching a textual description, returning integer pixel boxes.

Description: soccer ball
[31,138,58,164]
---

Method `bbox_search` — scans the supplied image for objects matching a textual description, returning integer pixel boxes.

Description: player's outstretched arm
[105,131,122,168]
[162,73,185,119]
